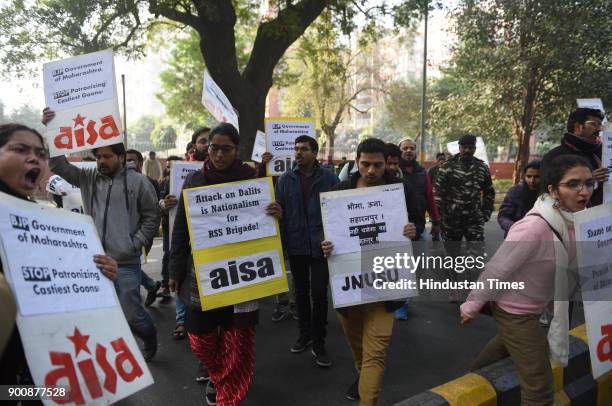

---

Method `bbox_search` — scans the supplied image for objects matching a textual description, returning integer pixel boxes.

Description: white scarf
[533,194,574,366]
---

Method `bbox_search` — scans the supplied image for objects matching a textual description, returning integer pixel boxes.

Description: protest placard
[603,130,612,204]
[0,191,153,404]
[265,117,316,176]
[201,70,239,130]
[168,161,202,245]
[251,130,266,163]
[183,177,287,310]
[447,136,489,166]
[575,203,612,379]
[47,162,97,213]
[320,184,416,308]
[43,49,123,157]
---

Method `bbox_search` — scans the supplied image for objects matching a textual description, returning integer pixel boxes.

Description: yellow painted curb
[431,373,496,406]
[551,361,564,392]
[570,324,588,343]
[597,370,612,406]
[553,390,570,406]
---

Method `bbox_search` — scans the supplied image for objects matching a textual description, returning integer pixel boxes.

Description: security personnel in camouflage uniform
[434,134,495,242]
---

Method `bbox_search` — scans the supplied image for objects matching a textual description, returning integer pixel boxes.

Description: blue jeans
[175,293,186,325]
[140,269,156,291]
[115,265,157,342]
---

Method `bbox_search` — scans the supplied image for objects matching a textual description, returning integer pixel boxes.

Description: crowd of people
[0,106,608,406]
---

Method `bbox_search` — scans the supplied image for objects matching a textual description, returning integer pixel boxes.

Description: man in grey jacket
[49,142,161,360]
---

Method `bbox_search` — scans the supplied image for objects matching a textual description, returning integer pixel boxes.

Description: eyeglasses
[584,121,603,128]
[208,144,236,154]
[558,179,598,191]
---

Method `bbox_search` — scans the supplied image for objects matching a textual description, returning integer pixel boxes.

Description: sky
[0,6,453,125]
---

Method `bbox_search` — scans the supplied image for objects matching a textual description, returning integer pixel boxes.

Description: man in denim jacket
[275,135,339,368]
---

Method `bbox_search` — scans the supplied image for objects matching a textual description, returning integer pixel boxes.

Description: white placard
[602,130,612,203]
[0,193,117,316]
[47,162,97,213]
[447,136,489,166]
[577,98,607,123]
[575,203,612,379]
[168,161,201,244]
[320,184,409,256]
[326,251,416,308]
[184,178,276,250]
[265,118,316,176]
[201,70,239,130]
[251,130,266,163]
[200,250,283,295]
[43,49,116,111]
[0,192,153,404]
[43,50,123,157]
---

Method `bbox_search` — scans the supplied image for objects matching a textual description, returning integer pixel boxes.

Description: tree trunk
[512,122,532,185]
[234,92,267,159]
[325,128,335,163]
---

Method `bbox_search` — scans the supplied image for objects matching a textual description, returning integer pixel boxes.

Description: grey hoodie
[50,156,160,265]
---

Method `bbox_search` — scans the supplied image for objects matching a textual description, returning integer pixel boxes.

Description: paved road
[119,219,583,406]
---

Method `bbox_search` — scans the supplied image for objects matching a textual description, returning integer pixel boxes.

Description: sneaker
[196,363,210,384]
[395,305,408,321]
[205,381,217,406]
[290,336,312,353]
[290,303,299,320]
[142,337,157,362]
[158,287,172,303]
[271,305,288,322]
[346,377,359,401]
[311,342,332,368]
[145,281,162,307]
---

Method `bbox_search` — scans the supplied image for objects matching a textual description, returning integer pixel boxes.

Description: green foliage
[431,0,611,152]
[128,115,157,151]
[0,0,149,78]
[156,30,215,129]
[150,122,177,149]
[383,79,421,139]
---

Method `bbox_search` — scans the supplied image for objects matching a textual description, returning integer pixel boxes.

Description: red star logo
[67,327,91,356]
[73,114,86,127]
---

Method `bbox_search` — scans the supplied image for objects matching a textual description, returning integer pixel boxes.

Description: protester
[189,127,211,162]
[275,135,339,367]
[434,134,495,243]
[321,138,418,405]
[398,138,439,239]
[385,143,402,179]
[498,160,541,237]
[0,123,118,388]
[43,108,161,361]
[126,148,163,306]
[169,123,282,406]
[158,155,182,305]
[144,150,163,182]
[460,154,596,406]
[427,152,447,186]
[542,108,608,206]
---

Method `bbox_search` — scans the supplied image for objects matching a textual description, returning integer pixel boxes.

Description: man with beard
[542,107,608,206]
[398,138,440,240]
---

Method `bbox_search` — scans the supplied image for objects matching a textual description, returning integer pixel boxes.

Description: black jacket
[542,133,603,206]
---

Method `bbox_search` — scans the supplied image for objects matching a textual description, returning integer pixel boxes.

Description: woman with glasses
[460,154,596,406]
[0,123,118,393]
[169,123,282,406]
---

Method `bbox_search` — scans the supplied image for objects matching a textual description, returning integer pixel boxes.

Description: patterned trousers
[188,326,256,406]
